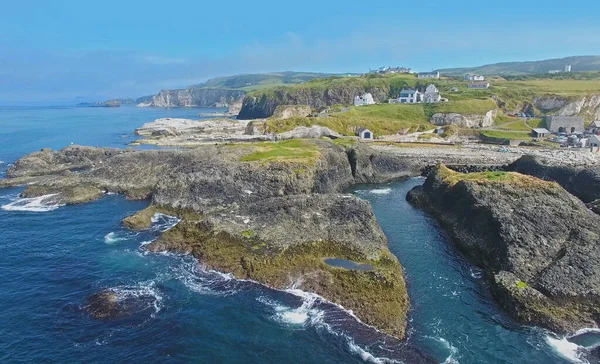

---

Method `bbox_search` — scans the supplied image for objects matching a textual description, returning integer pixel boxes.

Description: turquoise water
[0,105,590,363]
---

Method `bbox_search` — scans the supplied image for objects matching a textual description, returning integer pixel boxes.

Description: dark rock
[407,165,600,333]
[509,155,600,203]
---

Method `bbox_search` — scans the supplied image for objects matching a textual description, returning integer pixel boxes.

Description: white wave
[1,193,64,212]
[547,335,585,363]
[108,281,164,316]
[571,328,600,336]
[439,337,460,364]
[104,232,128,244]
[258,294,321,326]
[369,188,392,195]
[150,213,181,232]
[469,267,483,279]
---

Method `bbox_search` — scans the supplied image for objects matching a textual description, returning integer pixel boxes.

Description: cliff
[140,88,246,108]
[237,78,391,119]
[407,165,600,333]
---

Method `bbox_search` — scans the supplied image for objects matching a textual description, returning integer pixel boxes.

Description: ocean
[0,105,593,363]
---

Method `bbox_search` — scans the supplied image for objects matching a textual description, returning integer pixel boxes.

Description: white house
[468,82,491,89]
[548,70,561,74]
[565,65,572,72]
[389,89,423,104]
[354,93,376,106]
[357,127,373,141]
[418,71,440,79]
[423,84,442,103]
[463,73,485,81]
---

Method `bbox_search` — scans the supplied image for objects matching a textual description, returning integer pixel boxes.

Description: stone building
[545,116,584,134]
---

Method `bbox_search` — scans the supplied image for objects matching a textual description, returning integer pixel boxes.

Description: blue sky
[1,0,599,102]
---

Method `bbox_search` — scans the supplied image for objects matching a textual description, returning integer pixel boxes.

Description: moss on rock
[148,218,410,338]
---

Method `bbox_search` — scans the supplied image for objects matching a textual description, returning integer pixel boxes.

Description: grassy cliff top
[263,99,497,136]
[238,139,321,163]
[437,164,559,188]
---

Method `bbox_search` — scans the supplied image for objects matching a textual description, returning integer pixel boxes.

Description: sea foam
[547,335,585,363]
[1,193,63,212]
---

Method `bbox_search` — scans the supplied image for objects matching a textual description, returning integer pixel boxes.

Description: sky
[1,0,600,102]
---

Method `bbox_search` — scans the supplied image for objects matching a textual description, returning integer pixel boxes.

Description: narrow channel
[351,178,572,364]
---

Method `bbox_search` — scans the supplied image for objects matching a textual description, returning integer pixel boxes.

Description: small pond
[324,258,375,271]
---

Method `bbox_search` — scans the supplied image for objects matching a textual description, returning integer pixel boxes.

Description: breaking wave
[1,193,64,212]
[150,213,181,232]
[104,232,130,244]
[369,188,392,195]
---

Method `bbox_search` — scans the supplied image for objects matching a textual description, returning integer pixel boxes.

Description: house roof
[532,128,551,134]
[590,120,600,128]
[357,127,370,133]
[400,88,418,94]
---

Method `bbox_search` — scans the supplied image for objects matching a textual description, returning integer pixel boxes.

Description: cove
[352,179,574,363]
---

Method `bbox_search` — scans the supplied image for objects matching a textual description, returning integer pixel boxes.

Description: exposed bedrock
[407,165,600,333]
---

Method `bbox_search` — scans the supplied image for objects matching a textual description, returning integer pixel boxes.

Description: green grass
[526,118,545,128]
[515,281,529,289]
[430,99,497,115]
[480,130,532,140]
[239,139,320,163]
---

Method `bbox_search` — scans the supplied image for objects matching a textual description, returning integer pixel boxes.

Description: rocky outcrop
[238,85,390,119]
[508,155,600,203]
[276,126,341,140]
[141,88,246,108]
[271,105,312,120]
[0,141,416,338]
[407,165,600,333]
[533,95,600,120]
[430,110,496,128]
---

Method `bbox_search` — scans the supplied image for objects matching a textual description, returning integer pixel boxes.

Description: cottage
[357,127,373,141]
[418,71,440,79]
[423,84,441,103]
[545,116,584,134]
[531,128,551,138]
[463,73,485,81]
[467,81,491,89]
[392,89,423,104]
[588,120,600,134]
[354,93,376,106]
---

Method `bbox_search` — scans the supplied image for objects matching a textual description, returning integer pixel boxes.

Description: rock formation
[270,105,312,120]
[407,165,600,334]
[140,88,246,108]
[430,110,496,128]
[0,141,420,338]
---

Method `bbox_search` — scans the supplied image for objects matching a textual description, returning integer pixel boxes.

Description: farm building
[467,82,491,89]
[531,128,551,138]
[545,116,584,134]
[418,72,440,79]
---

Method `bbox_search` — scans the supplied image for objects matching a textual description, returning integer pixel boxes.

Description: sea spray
[1,193,64,212]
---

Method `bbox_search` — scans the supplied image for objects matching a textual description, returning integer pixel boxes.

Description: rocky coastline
[407,165,600,334]
[3,139,600,342]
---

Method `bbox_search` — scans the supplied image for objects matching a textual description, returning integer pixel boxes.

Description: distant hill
[190,71,345,91]
[438,56,600,76]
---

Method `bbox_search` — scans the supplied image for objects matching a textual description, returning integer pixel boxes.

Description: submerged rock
[407,165,600,334]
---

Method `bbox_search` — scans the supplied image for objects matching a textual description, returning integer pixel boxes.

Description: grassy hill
[190,71,346,91]
[438,56,600,76]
